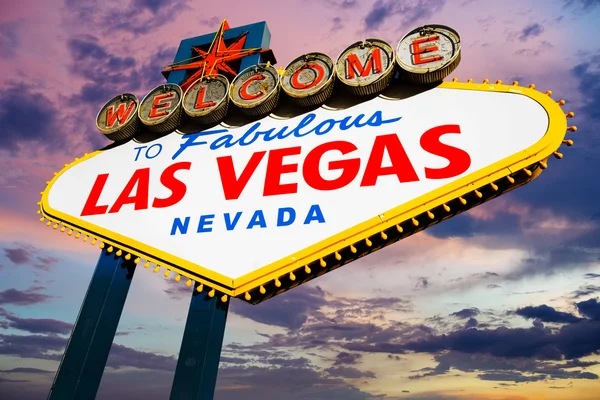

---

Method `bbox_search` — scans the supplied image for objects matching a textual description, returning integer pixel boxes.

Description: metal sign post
[166,21,271,400]
[47,251,136,399]
[169,285,229,400]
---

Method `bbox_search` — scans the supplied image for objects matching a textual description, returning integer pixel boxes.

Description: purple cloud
[0,334,67,361]
[451,308,480,319]
[515,304,582,324]
[106,343,177,371]
[0,308,72,335]
[3,245,60,271]
[231,285,328,330]
[519,23,545,41]
[4,247,31,264]
[0,23,19,59]
[364,0,446,30]
[577,298,600,320]
[0,287,53,306]
[0,83,64,154]
[325,366,376,379]
[333,351,362,366]
[0,367,52,374]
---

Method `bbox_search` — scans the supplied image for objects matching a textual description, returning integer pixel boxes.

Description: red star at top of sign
[162,19,275,92]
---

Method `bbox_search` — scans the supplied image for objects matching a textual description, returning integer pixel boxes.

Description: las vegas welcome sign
[38,23,574,304]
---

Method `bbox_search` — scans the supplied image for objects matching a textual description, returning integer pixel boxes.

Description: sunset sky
[1,0,600,399]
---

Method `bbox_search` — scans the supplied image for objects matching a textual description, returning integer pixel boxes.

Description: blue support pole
[169,285,229,400]
[168,21,272,400]
[47,250,136,399]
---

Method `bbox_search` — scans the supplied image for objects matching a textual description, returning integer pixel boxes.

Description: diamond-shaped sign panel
[40,82,570,303]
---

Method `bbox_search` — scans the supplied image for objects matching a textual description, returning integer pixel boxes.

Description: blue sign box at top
[164,21,272,86]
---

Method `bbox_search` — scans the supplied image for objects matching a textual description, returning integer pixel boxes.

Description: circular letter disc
[96,93,140,141]
[396,25,461,84]
[335,39,395,96]
[183,74,230,125]
[230,64,281,116]
[282,52,335,107]
[139,83,183,134]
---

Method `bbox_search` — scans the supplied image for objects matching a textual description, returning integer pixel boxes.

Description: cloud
[0,83,64,154]
[572,53,600,122]
[364,0,446,31]
[325,0,358,8]
[0,367,52,374]
[108,0,191,36]
[141,45,177,89]
[576,298,600,320]
[67,35,141,106]
[415,277,429,289]
[478,371,546,382]
[0,331,178,372]
[515,304,582,323]
[514,48,540,57]
[215,365,379,400]
[519,23,544,41]
[0,308,72,335]
[325,366,376,379]
[0,23,19,59]
[0,286,53,306]
[64,0,190,37]
[409,350,599,382]
[404,318,600,361]
[106,343,177,371]
[0,376,29,383]
[132,0,175,13]
[333,352,362,366]
[572,285,600,299]
[451,308,480,319]
[231,285,328,330]
[63,36,177,150]
[32,256,59,271]
[3,244,60,271]
[163,280,192,300]
[4,247,30,264]
[0,333,67,360]
[507,246,600,281]
[199,16,222,27]
[564,0,600,10]
[465,318,478,328]
[585,273,600,279]
[331,17,344,33]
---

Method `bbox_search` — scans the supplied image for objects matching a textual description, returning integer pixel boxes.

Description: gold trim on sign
[38,80,573,304]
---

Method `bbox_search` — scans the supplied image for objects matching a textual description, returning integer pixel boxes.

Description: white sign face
[41,82,567,297]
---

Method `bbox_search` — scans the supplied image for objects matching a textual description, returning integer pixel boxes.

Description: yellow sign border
[39,80,571,303]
